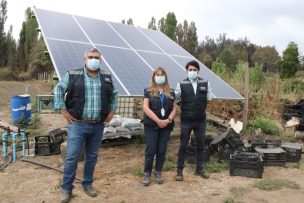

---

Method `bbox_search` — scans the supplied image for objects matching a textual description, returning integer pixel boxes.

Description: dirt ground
[1,81,304,203]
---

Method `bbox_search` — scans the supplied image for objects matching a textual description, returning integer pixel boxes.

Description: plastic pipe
[2,132,8,159]
[11,132,17,162]
[21,132,27,157]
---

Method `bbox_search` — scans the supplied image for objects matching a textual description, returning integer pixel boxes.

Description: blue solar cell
[139,28,192,57]
[35,8,89,42]
[137,51,186,89]
[46,40,127,95]
[96,45,153,95]
[75,16,129,48]
[109,22,163,53]
[173,56,244,100]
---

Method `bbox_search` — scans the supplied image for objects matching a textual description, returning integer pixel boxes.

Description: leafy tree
[164,12,177,40]
[148,17,157,30]
[218,47,239,71]
[198,52,213,68]
[5,25,17,68]
[28,37,53,77]
[211,59,227,78]
[278,42,300,78]
[17,7,38,71]
[252,46,279,72]
[157,17,165,32]
[121,19,125,24]
[0,0,7,67]
[127,18,133,25]
[184,21,198,56]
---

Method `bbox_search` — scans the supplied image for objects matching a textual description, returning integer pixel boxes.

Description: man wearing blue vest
[175,60,212,181]
[53,48,118,203]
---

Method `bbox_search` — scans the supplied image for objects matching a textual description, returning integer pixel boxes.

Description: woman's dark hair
[185,60,200,70]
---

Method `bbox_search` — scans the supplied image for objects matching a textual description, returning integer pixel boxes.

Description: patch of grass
[129,167,144,177]
[230,187,250,198]
[163,161,175,171]
[284,162,300,169]
[254,179,300,191]
[205,158,229,173]
[224,197,235,203]
[27,129,43,137]
[167,155,177,165]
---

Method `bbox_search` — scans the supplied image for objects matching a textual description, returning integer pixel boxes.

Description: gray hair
[84,47,101,57]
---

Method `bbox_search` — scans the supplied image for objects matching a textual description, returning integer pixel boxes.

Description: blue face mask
[87,59,100,71]
[154,76,166,85]
[188,71,198,80]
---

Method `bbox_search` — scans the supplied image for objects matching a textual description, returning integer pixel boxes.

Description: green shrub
[0,67,18,80]
[283,79,304,93]
[248,116,281,135]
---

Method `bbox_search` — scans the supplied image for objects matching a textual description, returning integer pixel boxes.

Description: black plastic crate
[49,128,66,147]
[35,135,61,156]
[218,145,234,162]
[211,128,242,149]
[230,154,263,178]
[249,140,267,152]
[266,139,282,148]
[255,147,286,166]
[280,142,302,162]
[230,151,262,162]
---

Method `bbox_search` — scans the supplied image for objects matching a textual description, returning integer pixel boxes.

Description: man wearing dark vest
[53,48,118,203]
[175,60,212,181]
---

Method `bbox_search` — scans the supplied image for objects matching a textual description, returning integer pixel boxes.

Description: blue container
[11,95,32,125]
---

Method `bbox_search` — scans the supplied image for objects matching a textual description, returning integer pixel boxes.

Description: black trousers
[177,120,206,171]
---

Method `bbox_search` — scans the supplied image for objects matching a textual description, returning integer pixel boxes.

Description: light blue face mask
[188,71,198,80]
[154,76,166,85]
[86,59,100,71]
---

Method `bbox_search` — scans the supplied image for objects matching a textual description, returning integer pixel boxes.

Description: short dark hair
[185,60,200,70]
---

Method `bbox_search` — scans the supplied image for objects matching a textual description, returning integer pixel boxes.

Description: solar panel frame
[33,7,244,100]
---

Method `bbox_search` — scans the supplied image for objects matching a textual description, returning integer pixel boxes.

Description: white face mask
[188,71,198,80]
[86,59,100,71]
[154,76,166,84]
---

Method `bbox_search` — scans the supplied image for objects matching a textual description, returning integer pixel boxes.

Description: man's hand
[60,109,76,123]
[104,111,115,126]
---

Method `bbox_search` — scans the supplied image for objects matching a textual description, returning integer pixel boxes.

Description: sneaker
[142,172,151,186]
[175,169,183,181]
[194,170,209,179]
[61,191,72,203]
[83,185,98,197]
[155,171,164,184]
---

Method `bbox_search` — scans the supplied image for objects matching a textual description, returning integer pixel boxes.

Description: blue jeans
[177,121,206,171]
[61,121,104,192]
[144,128,171,173]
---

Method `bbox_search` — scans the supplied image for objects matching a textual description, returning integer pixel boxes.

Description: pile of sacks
[103,115,144,140]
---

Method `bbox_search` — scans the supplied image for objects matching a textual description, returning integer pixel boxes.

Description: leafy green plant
[248,116,281,135]
[224,197,235,203]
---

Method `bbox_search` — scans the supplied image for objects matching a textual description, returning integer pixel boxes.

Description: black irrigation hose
[21,158,82,182]
[0,149,12,171]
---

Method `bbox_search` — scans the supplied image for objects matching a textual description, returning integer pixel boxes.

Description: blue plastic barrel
[11,95,32,125]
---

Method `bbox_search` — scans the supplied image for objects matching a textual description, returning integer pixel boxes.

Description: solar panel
[33,7,243,99]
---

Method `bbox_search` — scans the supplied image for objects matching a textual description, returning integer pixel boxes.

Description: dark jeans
[61,121,104,192]
[144,128,171,173]
[177,121,206,171]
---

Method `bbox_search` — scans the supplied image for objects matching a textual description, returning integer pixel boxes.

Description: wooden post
[243,62,249,134]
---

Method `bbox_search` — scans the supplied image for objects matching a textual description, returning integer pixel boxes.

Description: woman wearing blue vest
[142,67,177,186]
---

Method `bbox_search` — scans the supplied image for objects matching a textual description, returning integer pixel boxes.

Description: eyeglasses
[88,56,100,59]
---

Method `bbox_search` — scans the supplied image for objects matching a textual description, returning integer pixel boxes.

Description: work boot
[83,185,98,197]
[194,170,209,179]
[155,171,164,184]
[142,172,151,186]
[175,169,183,181]
[61,191,72,203]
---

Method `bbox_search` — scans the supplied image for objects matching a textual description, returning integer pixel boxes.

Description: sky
[5,0,304,56]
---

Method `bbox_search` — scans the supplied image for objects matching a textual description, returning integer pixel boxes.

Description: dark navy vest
[180,77,208,122]
[65,68,113,121]
[143,88,175,130]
